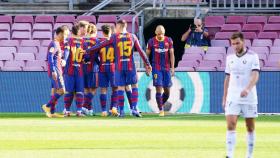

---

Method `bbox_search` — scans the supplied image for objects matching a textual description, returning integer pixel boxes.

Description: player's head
[155,25,165,40]
[71,24,80,36]
[87,23,97,37]
[230,32,245,54]
[101,24,112,38]
[55,25,70,41]
[116,19,127,33]
[78,20,89,37]
[194,18,203,28]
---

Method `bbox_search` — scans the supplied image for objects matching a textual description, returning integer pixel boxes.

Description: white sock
[226,130,236,158]
[246,132,255,158]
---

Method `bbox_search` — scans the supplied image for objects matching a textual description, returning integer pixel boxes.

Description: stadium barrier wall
[0,72,279,113]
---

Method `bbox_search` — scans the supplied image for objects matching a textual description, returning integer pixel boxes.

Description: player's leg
[129,83,141,117]
[88,72,99,115]
[75,74,85,117]
[125,85,132,109]
[42,87,55,117]
[162,70,172,105]
[226,115,238,158]
[110,86,119,116]
[100,87,108,116]
[245,118,255,158]
[242,104,258,158]
[224,102,241,158]
[117,86,126,117]
[63,74,75,117]
[156,86,164,116]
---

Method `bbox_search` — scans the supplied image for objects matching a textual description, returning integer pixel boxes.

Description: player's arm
[241,54,260,97]
[146,39,152,58]
[223,56,230,109]
[62,39,70,62]
[181,27,191,42]
[86,36,113,53]
[47,44,57,80]
[169,38,175,76]
[133,35,151,75]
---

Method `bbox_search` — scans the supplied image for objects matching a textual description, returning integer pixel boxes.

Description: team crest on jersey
[243,60,247,64]
[154,74,158,79]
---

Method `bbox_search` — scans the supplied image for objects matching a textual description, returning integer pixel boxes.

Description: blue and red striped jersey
[83,37,100,73]
[98,37,115,72]
[147,36,173,71]
[63,37,85,76]
[86,32,150,71]
[47,40,63,77]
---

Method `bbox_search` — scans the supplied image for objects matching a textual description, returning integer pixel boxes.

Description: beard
[236,47,245,56]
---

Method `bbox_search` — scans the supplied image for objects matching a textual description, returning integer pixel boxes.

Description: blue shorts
[115,70,137,86]
[99,71,116,88]
[64,70,84,93]
[84,72,98,88]
[152,70,172,88]
[50,73,64,89]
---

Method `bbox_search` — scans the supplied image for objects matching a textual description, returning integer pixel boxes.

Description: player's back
[83,36,100,73]
[98,37,115,72]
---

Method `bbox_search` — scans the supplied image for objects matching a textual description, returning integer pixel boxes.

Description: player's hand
[171,68,175,77]
[145,65,152,76]
[61,60,66,67]
[240,89,249,98]
[52,72,57,81]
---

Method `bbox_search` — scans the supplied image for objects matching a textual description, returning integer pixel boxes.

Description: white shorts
[225,101,258,118]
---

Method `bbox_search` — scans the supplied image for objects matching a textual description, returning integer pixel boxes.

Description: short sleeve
[168,37,174,49]
[252,54,260,71]
[147,38,153,51]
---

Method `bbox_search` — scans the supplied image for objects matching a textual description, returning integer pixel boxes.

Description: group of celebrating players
[41,19,175,118]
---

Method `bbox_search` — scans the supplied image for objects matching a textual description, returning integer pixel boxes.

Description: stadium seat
[184,47,205,55]
[210,39,230,47]
[198,60,220,67]
[0,15,12,26]
[178,60,199,67]
[14,15,34,25]
[41,40,52,47]
[35,15,55,25]
[250,47,270,55]
[220,24,241,32]
[203,53,224,62]
[257,53,267,61]
[20,40,41,48]
[1,66,22,71]
[214,32,233,40]
[11,23,32,32]
[263,24,280,34]
[181,53,203,62]
[268,16,280,24]
[226,16,247,26]
[245,39,252,47]
[0,24,10,32]
[0,52,13,60]
[56,15,75,24]
[37,47,48,60]
[33,31,52,40]
[0,60,3,69]
[261,66,280,71]
[98,15,117,23]
[242,24,262,33]
[268,54,280,61]
[76,15,97,24]
[18,46,38,54]
[274,39,280,46]
[4,60,25,67]
[206,47,226,54]
[205,16,225,39]
[12,31,31,40]
[0,40,19,49]
[14,53,35,61]
[227,47,235,54]
[24,60,46,71]
[0,47,17,54]
[270,47,280,54]
[258,32,278,40]
[264,60,280,67]
[247,16,267,25]
[54,23,73,31]
[0,31,10,40]
[242,32,257,41]
[33,23,52,32]
[252,39,273,47]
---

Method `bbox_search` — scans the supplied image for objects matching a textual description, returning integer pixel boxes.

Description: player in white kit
[223,32,260,158]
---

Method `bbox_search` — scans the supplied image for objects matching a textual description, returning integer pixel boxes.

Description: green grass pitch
[0,113,279,158]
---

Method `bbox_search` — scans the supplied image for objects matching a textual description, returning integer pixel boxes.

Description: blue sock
[118,90,125,111]
[76,93,84,112]
[156,92,163,111]
[131,88,138,110]
[100,94,107,112]
[64,93,74,111]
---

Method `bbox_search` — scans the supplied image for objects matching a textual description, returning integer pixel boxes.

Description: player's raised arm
[86,35,114,53]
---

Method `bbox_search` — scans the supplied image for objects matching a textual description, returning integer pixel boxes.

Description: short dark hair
[56,25,69,35]
[230,32,244,41]
[116,19,127,28]
[78,20,89,28]
[101,25,111,35]
[71,24,80,36]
